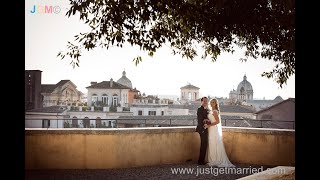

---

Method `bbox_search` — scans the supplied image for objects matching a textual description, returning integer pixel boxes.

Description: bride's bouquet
[203,119,212,125]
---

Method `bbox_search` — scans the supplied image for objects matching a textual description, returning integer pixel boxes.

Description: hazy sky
[25,0,295,100]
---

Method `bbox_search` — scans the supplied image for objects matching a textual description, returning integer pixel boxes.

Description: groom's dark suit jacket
[196,106,208,133]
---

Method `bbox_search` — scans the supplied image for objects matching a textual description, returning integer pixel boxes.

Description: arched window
[92,94,98,104]
[96,117,102,128]
[108,121,112,127]
[83,117,90,128]
[112,94,118,106]
[102,94,108,106]
[240,87,245,100]
[72,116,78,128]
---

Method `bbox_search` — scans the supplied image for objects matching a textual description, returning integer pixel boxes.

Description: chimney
[91,81,97,85]
[110,78,113,87]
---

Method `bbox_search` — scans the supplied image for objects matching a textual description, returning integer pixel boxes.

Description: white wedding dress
[206,110,235,167]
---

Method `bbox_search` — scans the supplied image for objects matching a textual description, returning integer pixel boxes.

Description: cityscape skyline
[25,0,295,100]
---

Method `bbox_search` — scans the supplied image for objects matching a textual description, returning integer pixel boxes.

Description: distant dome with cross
[236,74,253,101]
[237,74,253,92]
[117,70,132,88]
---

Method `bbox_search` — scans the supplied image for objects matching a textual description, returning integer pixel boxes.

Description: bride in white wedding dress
[204,98,235,167]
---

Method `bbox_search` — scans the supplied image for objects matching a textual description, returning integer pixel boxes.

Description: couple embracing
[196,97,235,167]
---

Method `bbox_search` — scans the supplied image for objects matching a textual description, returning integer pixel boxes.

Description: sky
[25,0,295,100]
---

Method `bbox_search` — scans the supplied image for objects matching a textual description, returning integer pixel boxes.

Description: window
[92,94,98,104]
[42,119,50,128]
[113,96,118,106]
[161,111,164,116]
[72,116,78,128]
[83,117,90,128]
[96,117,101,128]
[102,95,108,106]
[108,121,112,127]
[138,110,143,116]
[148,111,156,116]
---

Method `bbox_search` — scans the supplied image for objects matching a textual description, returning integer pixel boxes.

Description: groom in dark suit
[196,97,209,165]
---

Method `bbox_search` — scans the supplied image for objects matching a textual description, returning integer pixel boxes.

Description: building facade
[41,80,83,107]
[130,95,188,116]
[87,78,130,108]
[25,106,68,128]
[180,84,200,104]
[25,70,42,110]
[128,88,140,104]
[255,98,295,129]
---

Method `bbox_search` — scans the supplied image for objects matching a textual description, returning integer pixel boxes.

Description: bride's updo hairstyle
[209,98,220,112]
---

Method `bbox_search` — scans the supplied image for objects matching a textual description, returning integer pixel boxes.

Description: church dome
[117,70,132,88]
[274,95,283,102]
[237,75,253,92]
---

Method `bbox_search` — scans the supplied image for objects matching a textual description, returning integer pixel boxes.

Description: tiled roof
[41,80,71,93]
[119,115,197,120]
[26,106,68,113]
[118,115,253,121]
[86,81,131,89]
[117,115,293,129]
[56,80,70,87]
[117,116,197,126]
[247,99,277,103]
[220,105,256,113]
[129,88,140,92]
[180,84,200,89]
[131,104,169,108]
[168,104,256,113]
[168,104,199,110]
[117,119,197,126]
[41,85,56,93]
[255,98,295,114]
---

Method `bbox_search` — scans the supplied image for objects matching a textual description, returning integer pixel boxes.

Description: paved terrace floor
[25,162,273,180]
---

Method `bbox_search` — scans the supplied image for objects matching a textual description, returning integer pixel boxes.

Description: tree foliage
[58,0,295,87]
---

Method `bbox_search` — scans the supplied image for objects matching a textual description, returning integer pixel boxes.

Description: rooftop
[86,81,131,89]
[180,84,200,89]
[255,98,295,114]
[168,104,256,113]
[41,80,73,93]
[26,106,68,113]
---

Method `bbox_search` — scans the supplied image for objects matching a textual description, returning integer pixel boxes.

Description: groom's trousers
[198,130,208,164]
